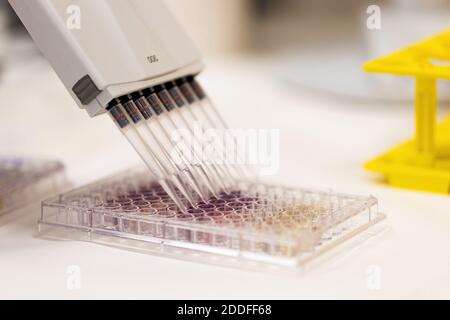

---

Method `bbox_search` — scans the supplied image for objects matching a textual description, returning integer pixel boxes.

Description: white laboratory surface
[1,40,450,300]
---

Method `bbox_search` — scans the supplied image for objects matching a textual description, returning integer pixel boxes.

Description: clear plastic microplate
[39,167,385,273]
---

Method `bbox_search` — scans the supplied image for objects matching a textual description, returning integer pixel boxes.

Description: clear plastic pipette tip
[179,169,209,203]
[169,174,197,208]
[186,166,218,199]
[158,178,187,212]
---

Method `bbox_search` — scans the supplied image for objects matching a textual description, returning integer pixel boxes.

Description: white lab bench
[1,43,449,299]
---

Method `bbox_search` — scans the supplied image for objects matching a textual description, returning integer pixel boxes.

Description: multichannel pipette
[10,0,254,211]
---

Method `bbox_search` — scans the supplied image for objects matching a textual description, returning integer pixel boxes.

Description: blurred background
[165,0,450,100]
[2,1,450,300]
[0,0,449,184]
[1,0,450,100]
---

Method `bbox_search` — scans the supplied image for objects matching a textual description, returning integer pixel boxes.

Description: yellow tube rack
[364,30,450,194]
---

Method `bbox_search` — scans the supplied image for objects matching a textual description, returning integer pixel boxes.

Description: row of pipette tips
[107,77,255,212]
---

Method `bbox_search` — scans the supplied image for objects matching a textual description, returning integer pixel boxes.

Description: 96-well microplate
[39,168,385,273]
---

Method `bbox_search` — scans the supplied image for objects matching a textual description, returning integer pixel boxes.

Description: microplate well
[39,168,385,273]
[0,157,66,216]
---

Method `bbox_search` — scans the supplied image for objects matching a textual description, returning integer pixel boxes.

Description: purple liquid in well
[227,202,244,209]
[187,209,205,216]
[176,214,194,221]
[198,204,215,210]
[209,198,226,206]
[121,205,139,212]
[206,211,223,218]
[117,199,132,205]
[132,200,150,208]
[144,195,162,202]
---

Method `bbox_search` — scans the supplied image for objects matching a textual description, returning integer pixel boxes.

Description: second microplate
[0,157,66,216]
[39,168,385,273]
